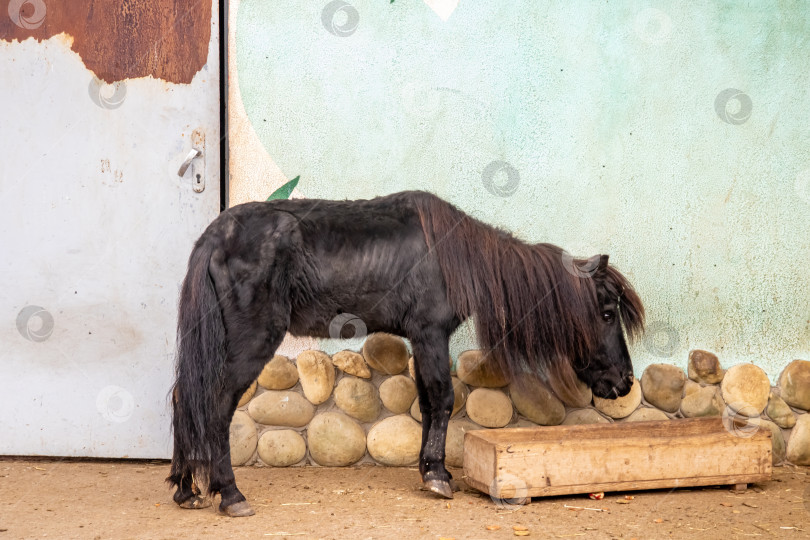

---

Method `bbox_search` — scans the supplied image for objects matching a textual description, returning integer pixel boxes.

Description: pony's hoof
[220,500,255,517]
[178,495,211,509]
[424,479,454,499]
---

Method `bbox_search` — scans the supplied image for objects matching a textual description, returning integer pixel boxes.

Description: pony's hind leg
[210,321,287,517]
[172,469,210,509]
[410,329,455,499]
[170,213,298,516]
[169,399,211,510]
[206,264,291,516]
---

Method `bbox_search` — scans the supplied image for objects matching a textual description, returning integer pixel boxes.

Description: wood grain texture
[463,418,772,498]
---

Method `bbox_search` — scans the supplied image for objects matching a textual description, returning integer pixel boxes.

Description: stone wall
[229,334,810,469]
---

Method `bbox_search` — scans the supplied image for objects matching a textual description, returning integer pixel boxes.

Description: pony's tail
[168,238,227,493]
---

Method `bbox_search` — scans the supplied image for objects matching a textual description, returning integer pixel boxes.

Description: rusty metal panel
[0,0,210,83]
[0,1,220,458]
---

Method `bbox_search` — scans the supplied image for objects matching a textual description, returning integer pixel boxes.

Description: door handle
[177,129,206,193]
[177,149,202,177]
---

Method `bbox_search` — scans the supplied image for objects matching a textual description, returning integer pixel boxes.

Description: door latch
[177,129,205,193]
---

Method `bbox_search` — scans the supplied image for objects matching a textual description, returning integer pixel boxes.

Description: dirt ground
[0,459,808,540]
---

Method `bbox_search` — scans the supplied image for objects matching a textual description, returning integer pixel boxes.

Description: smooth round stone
[624,408,669,422]
[562,408,610,425]
[229,410,258,466]
[362,333,409,375]
[564,377,594,409]
[332,350,371,379]
[688,349,725,384]
[545,372,594,409]
[257,429,306,467]
[409,377,467,421]
[379,375,417,414]
[307,412,366,466]
[367,415,422,466]
[786,414,810,466]
[466,388,513,428]
[445,419,482,468]
[248,390,315,427]
[641,364,686,413]
[237,381,258,407]
[257,355,299,390]
[296,350,336,405]
[509,375,565,425]
[410,396,422,422]
[456,350,509,388]
[779,359,810,410]
[594,378,642,419]
[749,418,786,465]
[683,380,701,397]
[334,377,381,423]
[766,391,796,429]
[680,385,724,418]
[721,364,771,417]
[451,377,469,417]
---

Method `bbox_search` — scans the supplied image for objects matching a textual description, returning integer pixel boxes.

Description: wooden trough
[463,417,772,500]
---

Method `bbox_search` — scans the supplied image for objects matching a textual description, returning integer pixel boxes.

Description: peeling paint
[0,0,211,83]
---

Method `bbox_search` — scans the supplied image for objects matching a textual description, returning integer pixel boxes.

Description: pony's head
[412,193,645,405]
[568,254,645,400]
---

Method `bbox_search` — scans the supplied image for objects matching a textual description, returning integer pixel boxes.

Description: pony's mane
[411,191,645,403]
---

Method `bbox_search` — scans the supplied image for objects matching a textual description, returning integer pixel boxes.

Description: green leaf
[266,176,300,201]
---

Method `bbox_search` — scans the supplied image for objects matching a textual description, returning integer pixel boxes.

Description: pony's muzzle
[612,374,634,398]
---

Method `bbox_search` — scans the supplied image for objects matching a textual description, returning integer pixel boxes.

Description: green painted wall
[235,0,810,381]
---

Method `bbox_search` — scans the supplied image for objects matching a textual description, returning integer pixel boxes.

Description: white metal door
[0,4,221,458]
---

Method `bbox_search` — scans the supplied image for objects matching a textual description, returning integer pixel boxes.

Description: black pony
[168,190,645,517]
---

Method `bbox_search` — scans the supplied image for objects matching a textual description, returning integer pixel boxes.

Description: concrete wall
[229,0,810,381]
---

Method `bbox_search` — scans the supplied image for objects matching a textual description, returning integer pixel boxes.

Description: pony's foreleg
[410,329,455,499]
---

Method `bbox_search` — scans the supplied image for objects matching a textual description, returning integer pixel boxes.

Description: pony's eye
[602,311,615,322]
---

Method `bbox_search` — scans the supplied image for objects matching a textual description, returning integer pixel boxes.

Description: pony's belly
[287,304,403,341]
[287,321,330,339]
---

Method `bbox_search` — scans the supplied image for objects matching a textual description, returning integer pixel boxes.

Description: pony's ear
[591,254,609,280]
